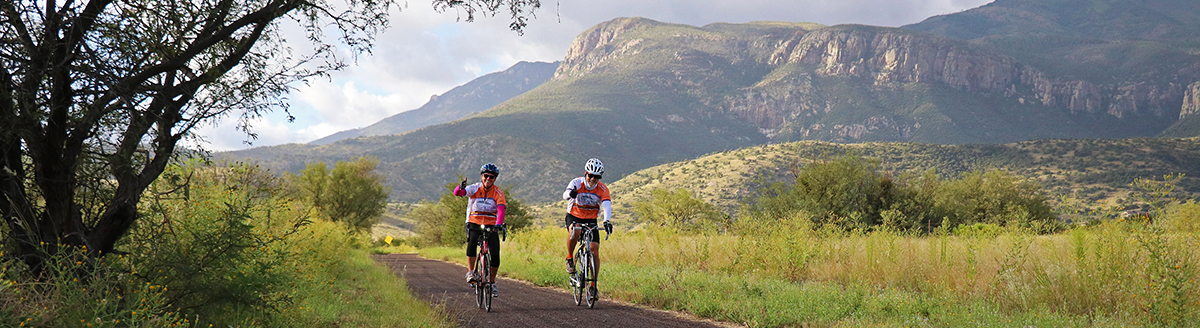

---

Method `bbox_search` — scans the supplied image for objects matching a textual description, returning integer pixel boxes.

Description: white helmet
[584,158,604,176]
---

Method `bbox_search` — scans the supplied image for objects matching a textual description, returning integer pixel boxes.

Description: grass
[285,248,452,327]
[417,203,1200,327]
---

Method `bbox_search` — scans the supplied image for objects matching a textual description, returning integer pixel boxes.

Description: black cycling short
[564,213,600,244]
[465,222,500,267]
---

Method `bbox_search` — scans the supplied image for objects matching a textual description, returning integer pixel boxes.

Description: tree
[411,182,467,246]
[0,0,541,271]
[290,156,390,232]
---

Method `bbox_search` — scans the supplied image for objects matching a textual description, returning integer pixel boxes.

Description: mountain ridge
[221,0,1200,203]
[309,61,559,145]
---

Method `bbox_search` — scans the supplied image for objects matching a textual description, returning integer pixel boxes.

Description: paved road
[373,254,731,328]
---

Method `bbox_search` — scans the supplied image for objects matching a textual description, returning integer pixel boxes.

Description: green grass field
[420,203,1200,327]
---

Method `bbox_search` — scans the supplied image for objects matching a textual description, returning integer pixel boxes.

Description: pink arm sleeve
[496,205,506,225]
[453,185,467,197]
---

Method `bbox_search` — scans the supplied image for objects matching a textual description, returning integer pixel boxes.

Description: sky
[195,0,994,151]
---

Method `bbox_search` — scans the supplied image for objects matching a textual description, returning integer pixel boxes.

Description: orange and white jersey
[464,183,507,225]
[563,177,611,221]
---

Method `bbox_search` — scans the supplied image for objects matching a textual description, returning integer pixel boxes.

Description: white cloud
[201,0,994,151]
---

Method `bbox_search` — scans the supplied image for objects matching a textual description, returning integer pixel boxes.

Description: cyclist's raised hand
[460,178,467,190]
[568,188,578,199]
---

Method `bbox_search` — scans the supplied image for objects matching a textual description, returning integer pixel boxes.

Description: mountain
[903,0,1200,136]
[308,61,559,145]
[222,0,1200,203]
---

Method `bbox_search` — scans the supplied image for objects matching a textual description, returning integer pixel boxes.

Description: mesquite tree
[0,0,539,271]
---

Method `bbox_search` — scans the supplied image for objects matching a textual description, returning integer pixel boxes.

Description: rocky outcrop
[1183,81,1200,119]
[768,26,1184,118]
[556,18,1194,141]
[555,18,654,79]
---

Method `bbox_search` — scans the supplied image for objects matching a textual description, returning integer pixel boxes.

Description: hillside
[224,0,1200,203]
[309,61,559,145]
[606,137,1200,219]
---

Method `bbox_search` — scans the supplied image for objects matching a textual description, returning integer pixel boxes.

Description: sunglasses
[482,174,497,180]
[586,174,602,180]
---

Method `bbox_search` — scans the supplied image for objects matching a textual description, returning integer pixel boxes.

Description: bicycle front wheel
[584,253,597,308]
[481,252,492,311]
[483,282,493,312]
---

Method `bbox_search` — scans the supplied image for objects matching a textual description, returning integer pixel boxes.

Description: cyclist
[563,158,613,286]
[455,163,507,297]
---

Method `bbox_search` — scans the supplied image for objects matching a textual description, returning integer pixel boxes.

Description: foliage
[932,169,1059,233]
[0,0,545,279]
[123,161,308,322]
[0,247,190,327]
[1130,173,1186,218]
[1,161,452,326]
[739,155,1059,234]
[288,156,391,232]
[632,188,727,231]
[1164,201,1200,233]
[0,0,400,273]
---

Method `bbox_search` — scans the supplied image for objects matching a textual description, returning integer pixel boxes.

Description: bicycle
[469,224,505,312]
[569,222,609,308]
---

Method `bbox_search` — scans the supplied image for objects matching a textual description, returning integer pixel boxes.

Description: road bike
[569,222,609,309]
[469,224,504,312]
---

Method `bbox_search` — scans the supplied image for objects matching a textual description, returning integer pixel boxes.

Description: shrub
[123,161,311,323]
[633,188,728,231]
[741,155,934,233]
[933,169,1058,233]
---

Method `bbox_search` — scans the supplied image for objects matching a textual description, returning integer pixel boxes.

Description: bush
[741,155,934,233]
[633,188,728,231]
[123,161,312,323]
[934,169,1058,233]
[741,156,1059,234]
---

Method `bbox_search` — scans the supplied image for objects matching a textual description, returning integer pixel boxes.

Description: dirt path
[373,254,731,328]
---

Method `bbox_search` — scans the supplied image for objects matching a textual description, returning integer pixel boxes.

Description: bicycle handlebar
[479,224,507,242]
[571,222,612,241]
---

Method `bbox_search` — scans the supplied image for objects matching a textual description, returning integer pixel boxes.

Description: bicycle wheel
[584,253,597,308]
[572,250,584,306]
[483,282,493,312]
[475,279,484,309]
[482,252,493,312]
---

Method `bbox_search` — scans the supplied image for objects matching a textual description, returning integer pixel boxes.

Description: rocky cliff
[1183,81,1200,119]
[558,20,1194,140]
[762,26,1185,119]
[555,18,654,79]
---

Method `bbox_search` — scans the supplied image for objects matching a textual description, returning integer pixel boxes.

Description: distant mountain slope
[309,61,559,145]
[607,138,1200,218]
